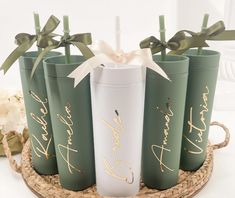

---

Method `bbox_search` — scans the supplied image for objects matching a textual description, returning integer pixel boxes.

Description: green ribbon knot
[30,32,94,79]
[0,15,60,74]
[58,33,94,59]
[140,20,235,55]
[140,30,208,55]
[140,31,193,55]
[59,33,92,46]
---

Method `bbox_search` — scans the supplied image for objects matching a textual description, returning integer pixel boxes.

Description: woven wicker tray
[3,121,230,198]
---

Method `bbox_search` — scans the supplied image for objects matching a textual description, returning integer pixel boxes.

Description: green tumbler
[43,55,95,191]
[180,49,220,171]
[142,55,189,190]
[19,51,61,175]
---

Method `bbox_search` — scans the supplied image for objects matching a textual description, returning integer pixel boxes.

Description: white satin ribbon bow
[68,41,170,87]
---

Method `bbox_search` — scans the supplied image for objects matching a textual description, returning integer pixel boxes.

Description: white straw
[115,16,121,51]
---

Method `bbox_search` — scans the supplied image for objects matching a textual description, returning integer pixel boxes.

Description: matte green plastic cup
[180,49,220,171]
[19,51,61,175]
[43,55,95,191]
[142,55,189,190]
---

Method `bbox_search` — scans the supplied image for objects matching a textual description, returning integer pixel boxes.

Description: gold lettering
[151,99,174,173]
[151,145,174,172]
[103,158,134,184]
[183,135,203,154]
[102,118,122,152]
[31,135,51,159]
[29,91,51,159]
[102,110,134,184]
[184,86,209,154]
[57,104,81,174]
[58,144,81,174]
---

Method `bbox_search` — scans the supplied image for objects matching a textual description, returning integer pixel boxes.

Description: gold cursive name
[57,103,81,174]
[102,110,134,184]
[184,86,209,154]
[103,158,134,184]
[102,110,122,152]
[29,91,51,159]
[151,98,174,173]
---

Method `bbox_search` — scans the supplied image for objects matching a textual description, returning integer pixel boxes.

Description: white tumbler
[91,63,145,197]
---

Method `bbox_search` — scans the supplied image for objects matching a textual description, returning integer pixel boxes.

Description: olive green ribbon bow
[30,32,94,79]
[140,21,235,55]
[140,31,208,55]
[0,129,29,156]
[0,15,60,74]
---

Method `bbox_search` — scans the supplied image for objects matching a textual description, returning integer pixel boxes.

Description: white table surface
[0,110,234,198]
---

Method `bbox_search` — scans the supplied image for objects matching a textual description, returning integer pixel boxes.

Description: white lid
[90,63,146,85]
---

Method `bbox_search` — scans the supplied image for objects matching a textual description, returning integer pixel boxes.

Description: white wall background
[176,0,235,111]
[177,0,226,31]
[1,0,235,111]
[0,0,178,90]
[1,2,235,197]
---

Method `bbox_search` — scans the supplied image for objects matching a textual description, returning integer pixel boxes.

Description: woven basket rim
[21,140,214,198]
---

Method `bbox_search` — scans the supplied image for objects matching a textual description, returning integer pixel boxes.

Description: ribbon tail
[70,33,92,45]
[49,33,61,38]
[0,38,36,74]
[71,41,95,59]
[68,54,112,87]
[208,30,235,40]
[136,48,170,80]
[92,41,117,55]
[41,15,60,35]
[0,132,22,156]
[168,49,188,55]
[30,45,58,79]
[144,59,170,81]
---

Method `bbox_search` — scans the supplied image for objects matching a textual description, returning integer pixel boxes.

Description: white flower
[0,90,27,134]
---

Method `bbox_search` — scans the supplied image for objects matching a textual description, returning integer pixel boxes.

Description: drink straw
[159,15,166,61]
[197,14,209,55]
[63,15,71,64]
[33,13,42,53]
[115,16,121,51]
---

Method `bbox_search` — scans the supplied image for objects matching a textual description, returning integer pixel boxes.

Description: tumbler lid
[90,63,146,86]
[152,55,189,75]
[184,49,220,71]
[19,51,62,71]
[43,55,85,78]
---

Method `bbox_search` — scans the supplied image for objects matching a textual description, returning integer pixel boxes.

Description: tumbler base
[21,140,216,198]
